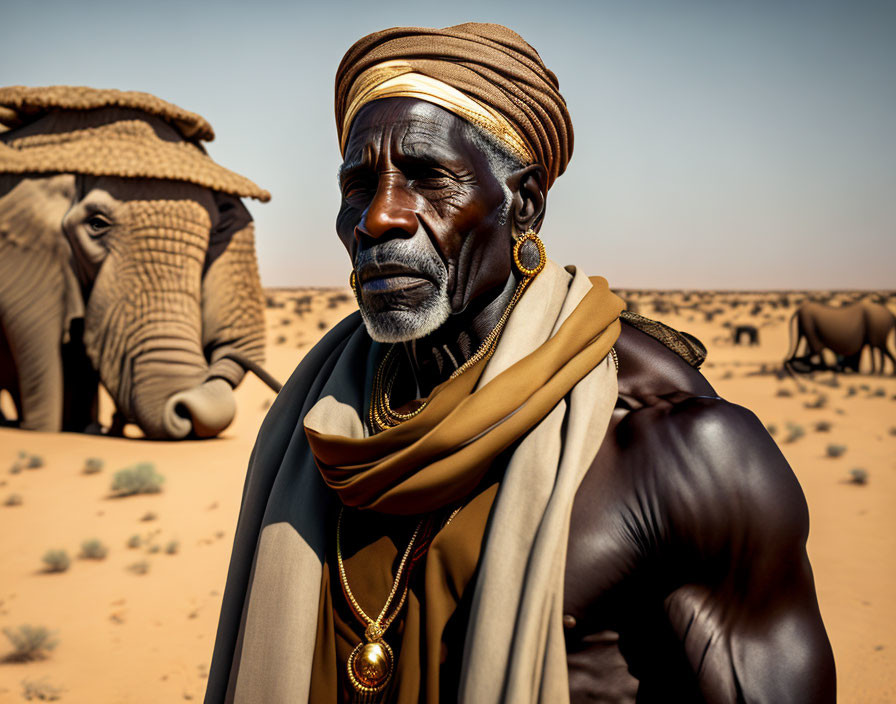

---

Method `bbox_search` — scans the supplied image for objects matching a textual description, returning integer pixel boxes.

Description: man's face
[337,98,513,342]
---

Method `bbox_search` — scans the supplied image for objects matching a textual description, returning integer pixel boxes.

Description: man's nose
[356,174,418,241]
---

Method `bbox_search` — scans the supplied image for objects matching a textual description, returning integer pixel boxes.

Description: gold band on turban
[340,60,535,165]
[335,23,574,188]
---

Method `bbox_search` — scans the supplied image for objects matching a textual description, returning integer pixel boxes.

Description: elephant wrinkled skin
[0,98,268,438]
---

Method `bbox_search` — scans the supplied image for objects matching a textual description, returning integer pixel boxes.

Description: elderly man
[206,23,835,704]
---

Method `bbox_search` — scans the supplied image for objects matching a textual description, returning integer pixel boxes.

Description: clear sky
[3,0,894,289]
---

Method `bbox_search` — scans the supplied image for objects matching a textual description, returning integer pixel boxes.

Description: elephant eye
[85,213,112,237]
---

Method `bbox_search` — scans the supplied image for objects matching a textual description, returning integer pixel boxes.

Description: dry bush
[4,493,22,507]
[804,394,828,410]
[826,444,847,458]
[776,389,793,398]
[127,560,150,575]
[165,540,180,555]
[21,677,64,701]
[41,550,70,573]
[79,539,108,560]
[126,534,141,549]
[814,420,832,433]
[2,625,58,662]
[765,424,778,437]
[848,468,869,485]
[783,423,805,444]
[110,463,164,497]
[82,457,104,475]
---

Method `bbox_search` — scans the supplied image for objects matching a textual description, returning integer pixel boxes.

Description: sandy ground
[0,288,893,702]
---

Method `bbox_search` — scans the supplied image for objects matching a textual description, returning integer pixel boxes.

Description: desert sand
[0,288,893,702]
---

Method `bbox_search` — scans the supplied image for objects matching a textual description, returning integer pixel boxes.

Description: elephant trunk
[163,377,235,439]
[84,195,237,439]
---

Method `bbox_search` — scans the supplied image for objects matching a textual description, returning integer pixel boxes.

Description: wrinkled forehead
[342,98,471,162]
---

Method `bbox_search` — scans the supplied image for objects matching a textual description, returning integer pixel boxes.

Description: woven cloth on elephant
[0,86,270,202]
[335,22,574,188]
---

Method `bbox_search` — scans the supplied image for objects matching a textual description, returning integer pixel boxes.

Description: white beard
[354,237,451,343]
[359,278,451,343]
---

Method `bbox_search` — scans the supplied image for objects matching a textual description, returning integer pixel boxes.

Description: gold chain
[336,507,423,633]
[336,505,464,699]
[368,273,536,433]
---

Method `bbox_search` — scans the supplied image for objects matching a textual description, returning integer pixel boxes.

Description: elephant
[732,324,759,346]
[784,300,896,375]
[0,86,277,438]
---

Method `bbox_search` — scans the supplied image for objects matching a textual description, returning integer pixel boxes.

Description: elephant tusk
[219,351,283,393]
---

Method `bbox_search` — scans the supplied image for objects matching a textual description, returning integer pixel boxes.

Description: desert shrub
[327,293,351,308]
[814,421,832,433]
[848,468,869,485]
[775,388,792,398]
[9,461,22,474]
[275,335,287,345]
[140,511,158,522]
[127,560,150,575]
[79,539,108,560]
[147,544,160,554]
[82,457,104,475]
[110,463,164,497]
[804,394,828,409]
[317,320,328,330]
[165,540,180,555]
[859,384,870,392]
[890,427,896,436]
[872,387,886,397]
[41,550,70,573]
[4,493,23,507]
[2,625,58,662]
[126,534,141,549]
[765,424,777,437]
[845,386,857,397]
[26,455,44,470]
[21,677,64,701]
[826,444,847,458]
[783,423,805,443]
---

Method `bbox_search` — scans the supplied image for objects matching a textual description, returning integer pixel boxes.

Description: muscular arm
[565,324,835,703]
[655,399,835,703]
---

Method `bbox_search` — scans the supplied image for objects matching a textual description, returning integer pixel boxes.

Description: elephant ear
[201,192,266,387]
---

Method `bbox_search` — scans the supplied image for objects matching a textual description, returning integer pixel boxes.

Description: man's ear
[506,163,547,233]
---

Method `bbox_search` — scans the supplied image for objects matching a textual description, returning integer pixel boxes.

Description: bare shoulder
[611,321,808,537]
[566,321,809,607]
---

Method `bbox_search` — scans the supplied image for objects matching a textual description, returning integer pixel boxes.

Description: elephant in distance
[784,300,896,375]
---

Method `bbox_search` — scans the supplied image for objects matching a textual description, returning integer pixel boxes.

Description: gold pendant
[347,626,394,695]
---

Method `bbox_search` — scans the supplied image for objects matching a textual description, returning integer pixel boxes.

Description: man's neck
[396,274,518,400]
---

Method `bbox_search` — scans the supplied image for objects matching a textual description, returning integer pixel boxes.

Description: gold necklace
[336,506,463,698]
[368,272,536,433]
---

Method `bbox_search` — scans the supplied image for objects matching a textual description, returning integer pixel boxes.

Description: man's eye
[410,169,453,191]
[341,180,373,205]
[85,214,112,236]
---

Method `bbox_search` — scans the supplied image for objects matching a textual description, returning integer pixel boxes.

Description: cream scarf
[205,261,620,703]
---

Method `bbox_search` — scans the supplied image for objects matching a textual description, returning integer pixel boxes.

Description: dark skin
[338,98,836,702]
[337,98,545,397]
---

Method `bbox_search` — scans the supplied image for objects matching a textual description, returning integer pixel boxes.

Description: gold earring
[512,228,546,278]
[349,269,358,296]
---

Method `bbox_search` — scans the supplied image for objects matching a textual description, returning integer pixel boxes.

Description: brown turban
[334,22,574,188]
